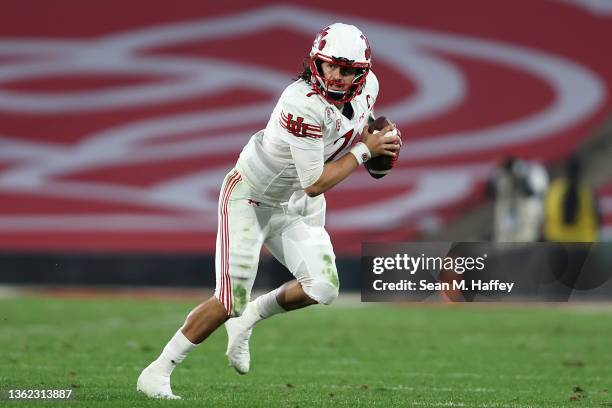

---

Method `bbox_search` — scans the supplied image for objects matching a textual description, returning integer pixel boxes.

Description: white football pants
[214,169,339,316]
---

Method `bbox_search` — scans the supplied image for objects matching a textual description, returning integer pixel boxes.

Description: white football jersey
[236,71,379,203]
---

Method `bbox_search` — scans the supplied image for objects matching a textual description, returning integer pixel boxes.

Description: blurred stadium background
[2,2,612,406]
[0,0,611,292]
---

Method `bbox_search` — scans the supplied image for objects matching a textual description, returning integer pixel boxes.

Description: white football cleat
[136,362,181,400]
[225,317,253,375]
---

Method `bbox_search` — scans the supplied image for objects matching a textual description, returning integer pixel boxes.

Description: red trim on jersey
[326,129,355,163]
[219,171,241,315]
[280,110,322,139]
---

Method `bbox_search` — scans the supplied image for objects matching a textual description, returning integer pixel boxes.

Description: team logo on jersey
[280,111,323,139]
[324,106,334,124]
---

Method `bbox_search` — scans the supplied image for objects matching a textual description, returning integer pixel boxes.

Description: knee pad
[304,279,339,305]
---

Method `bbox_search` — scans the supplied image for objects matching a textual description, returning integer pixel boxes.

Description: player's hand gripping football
[361,122,401,158]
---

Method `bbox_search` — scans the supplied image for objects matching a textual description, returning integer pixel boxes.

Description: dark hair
[562,157,581,224]
[295,57,312,83]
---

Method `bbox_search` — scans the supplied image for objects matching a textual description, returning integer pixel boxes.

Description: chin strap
[327,88,346,101]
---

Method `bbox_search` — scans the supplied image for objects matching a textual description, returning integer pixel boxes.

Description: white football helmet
[309,23,371,104]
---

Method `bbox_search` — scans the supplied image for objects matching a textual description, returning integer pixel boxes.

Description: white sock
[255,287,287,318]
[153,329,197,375]
[232,288,287,329]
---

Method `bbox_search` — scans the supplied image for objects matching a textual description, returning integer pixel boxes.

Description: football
[365,116,399,179]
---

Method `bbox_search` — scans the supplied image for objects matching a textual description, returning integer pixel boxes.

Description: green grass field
[1,295,611,407]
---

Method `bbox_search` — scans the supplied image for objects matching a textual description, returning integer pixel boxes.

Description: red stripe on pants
[219,172,242,315]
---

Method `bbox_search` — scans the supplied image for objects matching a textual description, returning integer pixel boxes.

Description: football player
[137,22,401,399]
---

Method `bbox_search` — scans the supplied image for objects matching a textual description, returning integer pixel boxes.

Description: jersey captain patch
[280,111,322,139]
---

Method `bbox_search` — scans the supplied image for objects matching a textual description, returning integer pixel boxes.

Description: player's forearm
[304,153,359,197]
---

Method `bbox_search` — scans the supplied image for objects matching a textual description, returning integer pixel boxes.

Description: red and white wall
[1,0,611,255]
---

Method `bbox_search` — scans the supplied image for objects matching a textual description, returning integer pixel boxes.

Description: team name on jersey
[280,111,323,139]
